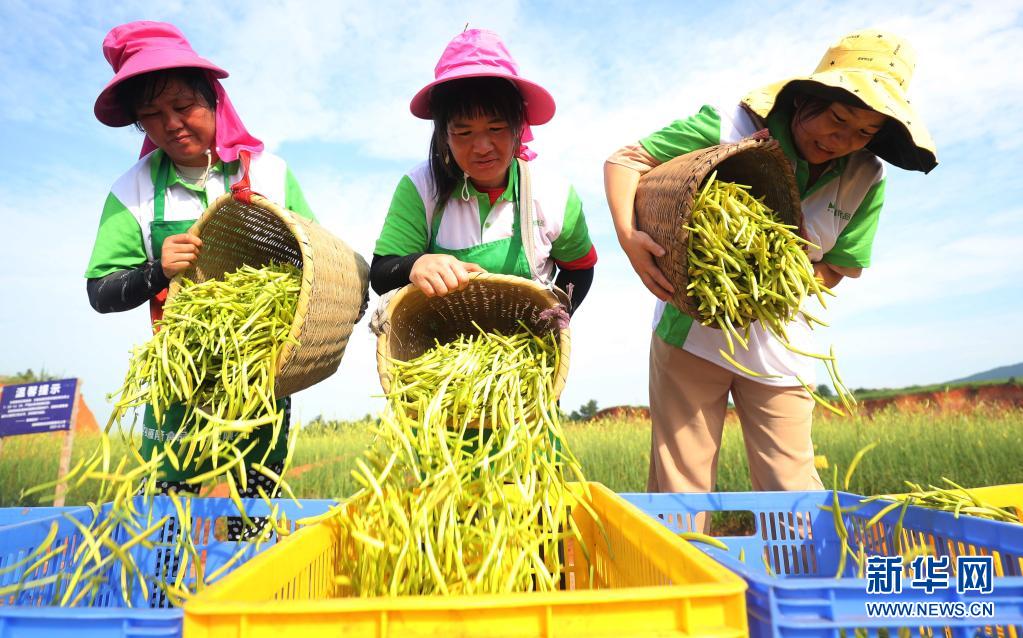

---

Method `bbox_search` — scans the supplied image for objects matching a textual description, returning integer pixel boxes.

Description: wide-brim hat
[94,21,228,127]
[410,29,556,125]
[742,29,937,173]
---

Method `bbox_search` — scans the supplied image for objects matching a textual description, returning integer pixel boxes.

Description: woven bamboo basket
[376,273,571,400]
[166,193,369,398]
[634,135,802,322]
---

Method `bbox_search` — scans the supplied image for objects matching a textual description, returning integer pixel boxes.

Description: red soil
[591,405,652,422]
[849,383,1023,417]
[590,383,1023,423]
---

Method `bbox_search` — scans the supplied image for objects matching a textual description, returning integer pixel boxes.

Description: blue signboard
[0,378,78,438]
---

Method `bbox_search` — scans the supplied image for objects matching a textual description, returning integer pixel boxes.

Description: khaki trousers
[647,334,823,496]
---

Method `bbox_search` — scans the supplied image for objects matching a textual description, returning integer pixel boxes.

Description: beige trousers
[647,334,824,495]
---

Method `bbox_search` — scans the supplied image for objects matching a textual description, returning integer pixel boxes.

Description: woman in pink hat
[370,29,597,308]
[84,21,316,538]
[604,30,937,506]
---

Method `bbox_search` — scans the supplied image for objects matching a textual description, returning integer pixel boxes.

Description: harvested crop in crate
[308,324,597,596]
[868,479,1022,525]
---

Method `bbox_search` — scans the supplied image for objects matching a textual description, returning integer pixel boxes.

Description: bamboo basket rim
[634,135,803,323]
[375,272,571,399]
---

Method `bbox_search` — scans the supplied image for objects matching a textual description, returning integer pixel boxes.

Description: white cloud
[0,169,154,427]
[557,253,658,412]
[826,216,1023,320]
[5,0,1021,157]
[202,0,523,158]
[823,308,1023,390]
[985,207,1023,227]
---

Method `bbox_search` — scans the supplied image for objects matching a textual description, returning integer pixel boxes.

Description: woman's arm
[371,175,481,298]
[604,106,727,301]
[604,153,674,301]
[813,262,863,289]
[371,253,485,297]
[86,231,204,313]
[370,253,425,295]
[546,185,597,313]
[85,186,206,312]
[86,261,170,313]
[813,262,843,289]
[553,266,593,313]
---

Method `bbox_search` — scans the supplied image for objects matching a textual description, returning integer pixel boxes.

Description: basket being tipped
[634,135,804,321]
[167,193,369,398]
[375,273,571,400]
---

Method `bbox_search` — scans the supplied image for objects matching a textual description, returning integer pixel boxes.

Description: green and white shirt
[640,102,886,386]
[85,149,316,278]
[374,159,594,280]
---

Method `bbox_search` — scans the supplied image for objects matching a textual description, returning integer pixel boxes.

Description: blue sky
[1,0,1021,425]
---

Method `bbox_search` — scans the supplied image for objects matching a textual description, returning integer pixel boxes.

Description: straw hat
[742,29,937,173]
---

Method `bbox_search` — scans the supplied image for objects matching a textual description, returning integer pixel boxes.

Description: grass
[0,431,136,507]
[288,421,376,499]
[565,405,1023,495]
[1,405,1020,507]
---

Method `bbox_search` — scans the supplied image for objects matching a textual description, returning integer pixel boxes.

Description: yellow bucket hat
[742,29,937,173]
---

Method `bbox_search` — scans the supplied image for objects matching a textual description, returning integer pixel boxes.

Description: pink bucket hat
[410,29,556,125]
[94,21,263,162]
[94,21,227,126]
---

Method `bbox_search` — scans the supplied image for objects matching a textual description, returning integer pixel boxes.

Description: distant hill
[951,362,1023,384]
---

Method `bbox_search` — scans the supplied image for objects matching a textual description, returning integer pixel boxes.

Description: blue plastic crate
[623,491,1023,638]
[0,507,87,529]
[0,496,334,638]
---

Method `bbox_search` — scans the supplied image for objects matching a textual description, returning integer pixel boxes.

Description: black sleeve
[370,253,424,296]
[554,267,594,314]
[86,261,171,314]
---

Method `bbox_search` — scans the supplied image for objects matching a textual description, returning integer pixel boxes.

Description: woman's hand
[604,160,675,301]
[410,254,486,297]
[619,229,674,301]
[160,234,202,279]
[813,261,845,289]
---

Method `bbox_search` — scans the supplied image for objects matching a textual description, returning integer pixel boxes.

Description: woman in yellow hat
[604,30,936,498]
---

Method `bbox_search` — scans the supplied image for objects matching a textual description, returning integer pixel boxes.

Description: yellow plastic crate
[184,482,748,638]
[962,483,1023,522]
[887,482,1023,523]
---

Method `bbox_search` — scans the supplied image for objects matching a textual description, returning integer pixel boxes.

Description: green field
[2,405,1020,507]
